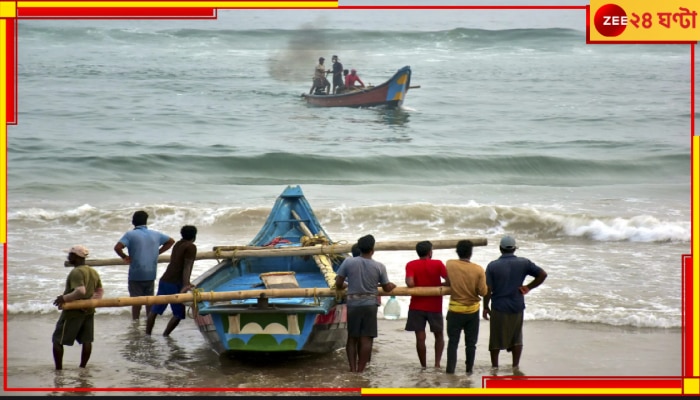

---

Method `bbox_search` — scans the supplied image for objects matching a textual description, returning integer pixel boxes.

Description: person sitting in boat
[345,69,365,91]
[310,56,330,95]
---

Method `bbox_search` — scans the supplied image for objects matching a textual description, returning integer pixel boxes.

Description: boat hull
[301,66,411,108]
[194,303,347,355]
[192,186,349,356]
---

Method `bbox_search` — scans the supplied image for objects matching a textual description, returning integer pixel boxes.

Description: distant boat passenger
[345,69,365,90]
[310,57,330,95]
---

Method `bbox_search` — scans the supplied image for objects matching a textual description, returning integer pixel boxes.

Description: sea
[2,2,691,394]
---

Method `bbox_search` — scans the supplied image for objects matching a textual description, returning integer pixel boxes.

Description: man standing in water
[404,240,449,370]
[52,245,104,370]
[335,234,396,372]
[146,225,198,336]
[114,210,175,321]
[483,236,547,373]
[445,240,487,375]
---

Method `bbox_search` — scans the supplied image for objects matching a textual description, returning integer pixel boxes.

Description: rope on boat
[291,209,350,290]
[188,288,204,319]
[300,233,342,289]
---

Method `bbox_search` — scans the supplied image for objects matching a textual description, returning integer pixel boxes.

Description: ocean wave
[8,202,690,244]
[8,151,690,188]
[19,25,583,45]
[0,301,680,329]
[524,307,681,329]
[19,24,686,57]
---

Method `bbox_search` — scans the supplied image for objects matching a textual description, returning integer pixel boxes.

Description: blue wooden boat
[191,186,348,356]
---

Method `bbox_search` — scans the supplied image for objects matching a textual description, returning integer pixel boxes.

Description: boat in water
[191,185,349,356]
[301,66,412,108]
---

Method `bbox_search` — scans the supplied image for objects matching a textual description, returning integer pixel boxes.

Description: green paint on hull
[227,335,300,351]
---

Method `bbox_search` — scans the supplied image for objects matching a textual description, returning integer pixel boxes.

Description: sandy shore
[2,314,682,396]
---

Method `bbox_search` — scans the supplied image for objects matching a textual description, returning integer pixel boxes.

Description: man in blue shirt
[483,236,547,373]
[114,210,174,320]
[335,234,396,373]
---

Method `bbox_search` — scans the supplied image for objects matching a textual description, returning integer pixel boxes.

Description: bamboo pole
[60,286,452,310]
[290,210,336,288]
[72,238,488,267]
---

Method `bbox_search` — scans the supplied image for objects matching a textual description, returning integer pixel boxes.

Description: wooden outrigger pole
[61,235,486,311]
[61,286,452,310]
[67,238,488,267]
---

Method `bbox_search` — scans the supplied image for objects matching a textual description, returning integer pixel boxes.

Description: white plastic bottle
[383,295,401,320]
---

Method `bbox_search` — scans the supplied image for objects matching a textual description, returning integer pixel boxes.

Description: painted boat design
[301,66,412,108]
[192,186,348,356]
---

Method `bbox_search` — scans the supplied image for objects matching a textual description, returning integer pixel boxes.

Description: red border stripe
[4,19,16,125]
[17,7,218,19]
[484,377,683,389]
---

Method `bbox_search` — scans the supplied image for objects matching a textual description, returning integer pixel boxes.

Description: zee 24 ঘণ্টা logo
[593,3,698,38]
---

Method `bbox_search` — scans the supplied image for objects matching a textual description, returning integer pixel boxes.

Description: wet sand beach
[2,314,682,396]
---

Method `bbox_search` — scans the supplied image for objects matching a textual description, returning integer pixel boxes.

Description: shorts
[488,309,524,350]
[333,75,343,88]
[314,77,329,87]
[52,313,94,346]
[150,280,186,320]
[347,305,378,338]
[404,309,444,333]
[128,280,154,297]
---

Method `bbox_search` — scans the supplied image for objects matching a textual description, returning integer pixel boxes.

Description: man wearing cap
[310,56,330,94]
[114,210,175,320]
[52,245,104,370]
[330,55,344,94]
[482,235,547,373]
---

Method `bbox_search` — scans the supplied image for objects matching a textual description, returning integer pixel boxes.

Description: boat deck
[215,271,330,292]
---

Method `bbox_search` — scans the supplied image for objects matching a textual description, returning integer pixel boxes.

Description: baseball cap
[499,236,517,250]
[65,245,89,258]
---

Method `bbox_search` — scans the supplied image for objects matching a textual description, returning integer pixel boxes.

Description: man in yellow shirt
[444,240,487,374]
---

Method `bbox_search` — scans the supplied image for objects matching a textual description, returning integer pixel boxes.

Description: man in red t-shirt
[345,69,365,90]
[405,240,450,369]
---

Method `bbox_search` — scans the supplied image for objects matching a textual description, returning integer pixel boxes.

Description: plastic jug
[383,295,401,320]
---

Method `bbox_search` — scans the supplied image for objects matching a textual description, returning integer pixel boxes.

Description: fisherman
[335,234,397,373]
[310,56,331,95]
[345,69,365,90]
[331,55,344,94]
[52,245,104,370]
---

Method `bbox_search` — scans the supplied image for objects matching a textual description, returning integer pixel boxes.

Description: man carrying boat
[145,225,197,337]
[52,245,104,370]
[335,234,396,373]
[404,240,449,370]
[114,210,175,321]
